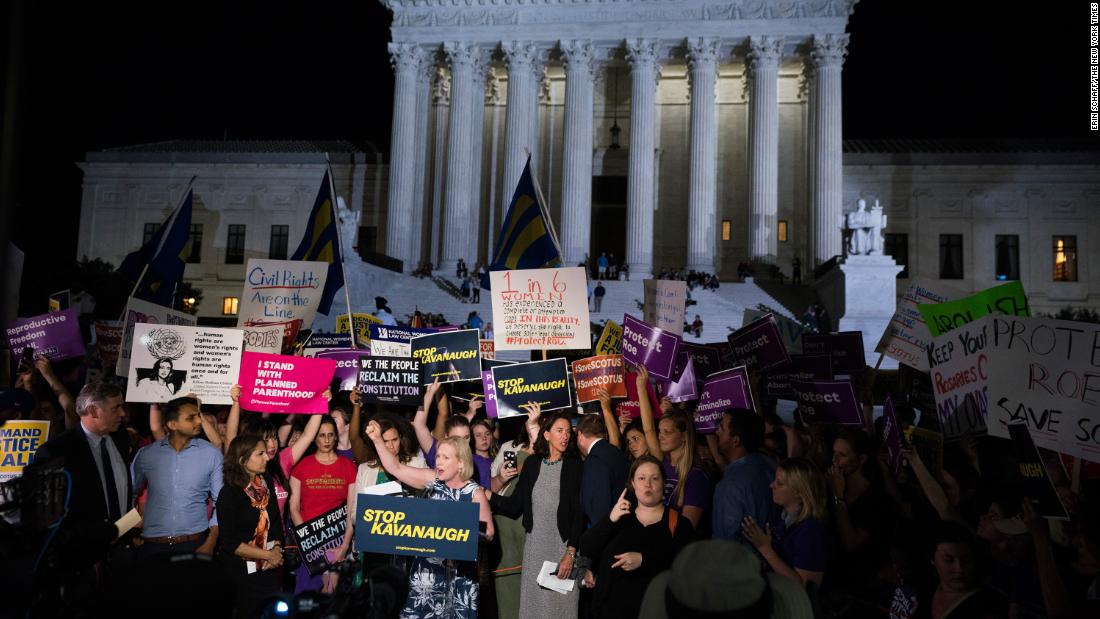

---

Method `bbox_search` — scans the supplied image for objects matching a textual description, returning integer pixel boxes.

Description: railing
[813,255,840,280]
[431,276,464,300]
[361,251,404,273]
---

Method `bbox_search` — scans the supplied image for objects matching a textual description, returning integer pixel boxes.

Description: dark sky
[3,0,1095,309]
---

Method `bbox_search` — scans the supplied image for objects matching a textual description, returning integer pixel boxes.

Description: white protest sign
[644,280,687,336]
[985,315,1100,463]
[877,280,966,372]
[370,339,410,357]
[237,259,328,329]
[126,324,244,405]
[116,298,196,377]
[490,266,591,350]
[928,315,991,439]
[242,324,285,355]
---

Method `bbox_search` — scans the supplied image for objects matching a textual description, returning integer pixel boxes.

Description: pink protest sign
[238,351,336,414]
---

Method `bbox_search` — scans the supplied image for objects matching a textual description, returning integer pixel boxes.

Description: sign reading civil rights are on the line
[411,329,482,384]
[572,354,627,404]
[492,358,572,418]
[0,420,50,482]
[490,266,591,350]
[5,308,85,365]
[237,351,336,414]
[792,379,864,426]
[354,494,479,561]
[126,324,243,405]
[621,314,682,381]
[694,367,754,434]
[237,259,328,329]
[727,313,791,373]
[917,280,1030,337]
[356,356,421,405]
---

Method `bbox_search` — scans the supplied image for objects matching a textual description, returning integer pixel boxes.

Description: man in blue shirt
[711,409,776,545]
[131,396,222,558]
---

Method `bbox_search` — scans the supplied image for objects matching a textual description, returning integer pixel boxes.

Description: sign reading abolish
[237,259,328,329]
[743,309,805,354]
[126,324,243,405]
[595,321,623,355]
[644,280,688,336]
[0,420,50,482]
[490,266,591,350]
[4,308,83,364]
[877,280,965,371]
[792,380,864,426]
[356,356,421,405]
[621,315,682,381]
[572,355,627,404]
[291,505,347,576]
[315,350,364,392]
[985,315,1100,463]
[694,367,754,434]
[411,329,482,384]
[238,351,336,414]
[928,317,991,439]
[354,494,479,561]
[116,298,197,375]
[802,332,867,374]
[727,314,791,373]
[918,280,1030,337]
[492,358,572,418]
[764,354,833,399]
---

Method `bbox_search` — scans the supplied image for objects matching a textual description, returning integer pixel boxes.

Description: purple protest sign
[315,350,366,392]
[481,371,499,418]
[801,331,866,374]
[727,314,791,373]
[694,367,754,434]
[763,354,833,399]
[882,395,903,477]
[680,342,723,381]
[791,379,864,426]
[5,308,84,362]
[662,355,698,403]
[621,315,682,381]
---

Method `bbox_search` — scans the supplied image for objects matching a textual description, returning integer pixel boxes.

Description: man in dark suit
[576,414,630,526]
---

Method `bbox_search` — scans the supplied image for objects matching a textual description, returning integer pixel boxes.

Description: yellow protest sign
[336,313,382,343]
[594,321,622,356]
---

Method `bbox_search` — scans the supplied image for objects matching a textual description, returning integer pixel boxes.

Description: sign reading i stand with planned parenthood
[237,352,336,414]
[490,267,591,350]
[237,259,328,329]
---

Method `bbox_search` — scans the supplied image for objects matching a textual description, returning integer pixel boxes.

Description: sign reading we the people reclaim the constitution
[490,266,591,350]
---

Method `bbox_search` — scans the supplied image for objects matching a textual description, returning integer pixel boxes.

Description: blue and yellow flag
[291,170,344,316]
[118,186,193,307]
[482,158,562,288]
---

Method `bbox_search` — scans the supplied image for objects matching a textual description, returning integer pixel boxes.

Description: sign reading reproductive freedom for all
[876,280,965,371]
[126,324,243,405]
[490,267,591,350]
[238,351,336,414]
[492,358,572,418]
[116,298,197,376]
[0,420,50,482]
[917,280,1030,337]
[354,494,479,561]
[621,315,682,381]
[5,308,85,364]
[572,355,627,403]
[237,259,328,328]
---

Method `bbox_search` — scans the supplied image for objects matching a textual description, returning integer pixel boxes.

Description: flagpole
[522,152,563,262]
[326,157,358,349]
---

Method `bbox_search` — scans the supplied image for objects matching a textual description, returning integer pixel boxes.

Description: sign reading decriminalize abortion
[238,352,336,414]
[694,367,754,434]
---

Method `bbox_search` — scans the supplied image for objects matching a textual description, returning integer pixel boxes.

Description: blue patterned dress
[401,479,481,619]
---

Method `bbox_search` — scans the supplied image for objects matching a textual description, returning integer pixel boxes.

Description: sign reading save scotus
[490,267,591,350]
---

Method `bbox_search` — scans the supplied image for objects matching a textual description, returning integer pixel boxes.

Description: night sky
[3,0,1095,310]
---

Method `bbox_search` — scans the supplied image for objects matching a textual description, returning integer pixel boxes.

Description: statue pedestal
[814,254,903,369]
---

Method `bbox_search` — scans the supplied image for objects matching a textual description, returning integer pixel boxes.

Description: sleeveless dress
[401,479,481,619]
[518,460,579,618]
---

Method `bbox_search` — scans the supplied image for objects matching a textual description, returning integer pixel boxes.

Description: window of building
[143,222,158,246]
[994,235,1019,281]
[939,234,964,279]
[187,224,203,264]
[269,225,289,260]
[226,224,246,264]
[721,220,731,241]
[884,233,909,278]
[222,297,239,316]
[1053,235,1078,282]
[778,220,788,243]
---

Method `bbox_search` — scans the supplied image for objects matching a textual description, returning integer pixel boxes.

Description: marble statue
[843,198,887,256]
[336,197,361,259]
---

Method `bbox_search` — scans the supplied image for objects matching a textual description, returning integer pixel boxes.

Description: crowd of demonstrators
[653,268,719,291]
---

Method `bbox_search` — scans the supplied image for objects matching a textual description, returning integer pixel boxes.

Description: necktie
[100,437,122,522]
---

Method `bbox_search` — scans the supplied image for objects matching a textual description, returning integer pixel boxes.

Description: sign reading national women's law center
[237,259,328,328]
[490,267,591,350]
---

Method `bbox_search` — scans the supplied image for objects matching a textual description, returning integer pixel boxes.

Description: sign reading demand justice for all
[490,267,591,350]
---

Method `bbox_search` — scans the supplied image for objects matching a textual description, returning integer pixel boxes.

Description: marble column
[810,33,848,265]
[501,42,543,209]
[686,38,719,273]
[408,57,434,270]
[559,40,597,266]
[626,39,660,280]
[384,43,424,272]
[467,50,492,266]
[746,36,782,265]
[440,42,480,273]
[429,67,449,268]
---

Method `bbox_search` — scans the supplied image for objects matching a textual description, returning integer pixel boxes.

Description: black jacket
[216,474,285,578]
[580,440,630,526]
[34,425,133,528]
[489,454,586,549]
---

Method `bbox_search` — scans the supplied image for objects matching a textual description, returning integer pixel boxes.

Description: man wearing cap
[712,409,776,545]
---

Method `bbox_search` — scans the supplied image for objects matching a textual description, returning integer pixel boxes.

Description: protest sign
[5,308,84,364]
[337,313,383,344]
[792,380,864,426]
[492,359,572,418]
[743,309,804,354]
[93,321,124,367]
[802,332,867,374]
[695,367,754,434]
[882,395,904,478]
[237,352,335,414]
[708,341,735,369]
[237,259,328,329]
[290,505,347,576]
[242,324,285,355]
[0,420,50,482]
[877,280,966,371]
[621,315,682,381]
[354,494,479,561]
[315,350,364,392]
[764,354,833,399]
[985,315,1100,462]
[370,339,409,357]
[482,371,499,418]
[1007,423,1070,519]
[490,266,591,350]
[48,289,70,313]
[370,324,437,346]
[411,329,482,384]
[303,332,353,356]
[480,339,496,360]
[615,369,662,419]
[662,355,698,403]
[126,324,243,405]
[644,280,687,336]
[918,280,1030,337]
[356,356,421,405]
[927,315,991,439]
[572,355,626,404]
[727,313,791,373]
[595,321,623,355]
[680,341,724,382]
[116,298,197,376]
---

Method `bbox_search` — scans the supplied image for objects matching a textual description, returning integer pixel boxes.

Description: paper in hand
[114,508,143,540]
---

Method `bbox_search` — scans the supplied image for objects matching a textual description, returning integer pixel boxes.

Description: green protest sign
[917,281,1029,337]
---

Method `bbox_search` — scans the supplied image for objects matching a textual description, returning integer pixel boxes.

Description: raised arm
[36,359,77,429]
[149,404,166,441]
[596,388,622,448]
[413,379,441,454]
[635,366,662,458]
[191,395,223,451]
[432,388,451,440]
[289,477,304,526]
[224,384,242,454]
[348,390,371,464]
[366,420,435,489]
[900,447,954,522]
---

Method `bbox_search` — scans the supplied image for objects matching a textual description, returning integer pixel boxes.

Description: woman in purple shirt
[742,458,831,588]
